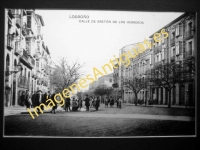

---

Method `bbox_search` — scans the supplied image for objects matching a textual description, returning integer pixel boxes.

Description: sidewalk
[125,103,195,109]
[4,105,86,116]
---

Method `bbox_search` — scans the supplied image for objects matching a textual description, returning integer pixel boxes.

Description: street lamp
[5,62,23,76]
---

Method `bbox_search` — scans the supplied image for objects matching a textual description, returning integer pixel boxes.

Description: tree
[76,92,84,100]
[93,84,113,97]
[50,57,85,93]
[147,62,183,108]
[124,76,149,106]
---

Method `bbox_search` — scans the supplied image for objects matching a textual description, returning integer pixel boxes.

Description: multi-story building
[119,43,152,103]
[88,73,113,94]
[112,58,120,99]
[4,9,52,107]
[149,12,196,106]
[118,12,196,106]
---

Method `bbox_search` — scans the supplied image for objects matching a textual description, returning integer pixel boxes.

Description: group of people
[84,95,100,111]
[104,96,122,108]
[19,90,122,114]
[64,95,83,112]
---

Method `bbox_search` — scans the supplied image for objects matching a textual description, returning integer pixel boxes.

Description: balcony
[7,34,14,50]
[184,30,193,40]
[31,57,35,67]
[14,41,21,56]
[8,9,14,19]
[170,38,175,46]
[18,75,28,88]
[171,56,175,63]
[22,23,27,36]
[23,49,29,61]
[15,17,21,28]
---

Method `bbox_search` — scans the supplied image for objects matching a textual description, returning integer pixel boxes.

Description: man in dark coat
[31,92,36,107]
[95,96,100,111]
[65,94,71,112]
[35,90,42,113]
[84,94,90,111]
[24,90,31,109]
[50,93,57,114]
[20,91,25,106]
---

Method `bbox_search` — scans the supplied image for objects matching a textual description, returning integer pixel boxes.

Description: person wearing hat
[65,93,71,112]
[84,94,90,111]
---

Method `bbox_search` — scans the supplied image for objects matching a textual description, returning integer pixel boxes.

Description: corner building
[149,12,196,106]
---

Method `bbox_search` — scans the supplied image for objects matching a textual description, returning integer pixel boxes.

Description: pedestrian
[78,98,83,111]
[118,97,122,108]
[65,94,71,112]
[50,92,57,114]
[31,91,36,107]
[24,90,31,109]
[85,94,90,111]
[72,97,78,111]
[95,96,100,111]
[93,97,97,108]
[116,97,119,108]
[110,96,114,108]
[90,97,94,108]
[105,96,109,108]
[20,91,25,106]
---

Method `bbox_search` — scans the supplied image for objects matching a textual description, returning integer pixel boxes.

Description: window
[176,44,179,55]
[157,55,159,62]
[162,50,164,60]
[27,15,31,28]
[188,22,192,33]
[173,48,176,56]
[172,31,175,39]
[162,35,164,43]
[176,25,179,36]
[189,41,192,55]
[110,78,112,82]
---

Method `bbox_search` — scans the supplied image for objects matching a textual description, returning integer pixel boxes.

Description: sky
[35,10,184,91]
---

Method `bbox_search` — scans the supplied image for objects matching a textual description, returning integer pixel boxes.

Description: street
[4,103,195,137]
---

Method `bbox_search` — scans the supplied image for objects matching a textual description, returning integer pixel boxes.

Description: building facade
[119,12,196,106]
[4,9,52,107]
[149,12,196,106]
[119,43,152,103]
